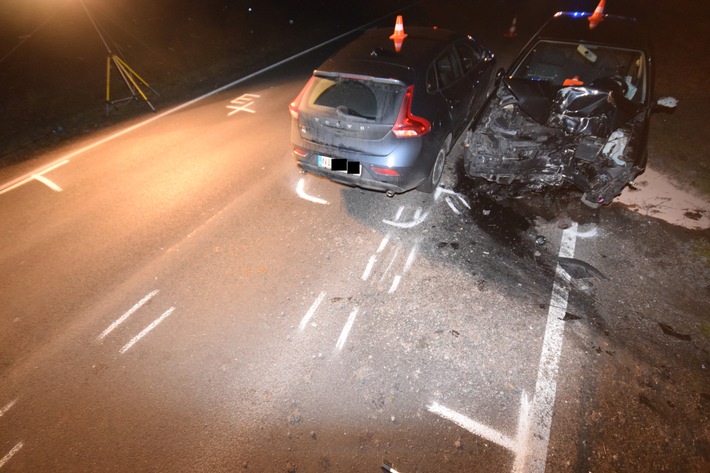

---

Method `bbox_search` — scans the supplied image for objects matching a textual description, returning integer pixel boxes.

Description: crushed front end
[465,76,649,207]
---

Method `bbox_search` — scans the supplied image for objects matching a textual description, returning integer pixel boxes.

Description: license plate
[318,155,333,169]
[318,155,361,176]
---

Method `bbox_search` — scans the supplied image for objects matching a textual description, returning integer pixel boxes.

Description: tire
[418,139,449,193]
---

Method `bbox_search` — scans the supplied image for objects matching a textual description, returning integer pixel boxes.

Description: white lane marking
[428,401,515,451]
[227,93,260,116]
[119,307,175,353]
[512,392,533,473]
[361,255,376,281]
[383,207,429,228]
[296,177,329,205]
[0,442,24,468]
[444,196,460,214]
[524,222,578,472]
[0,398,18,417]
[99,290,159,340]
[299,291,326,331]
[335,307,359,352]
[0,160,69,195]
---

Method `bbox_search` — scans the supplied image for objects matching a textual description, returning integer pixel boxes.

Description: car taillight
[392,85,431,138]
[289,77,313,120]
[372,166,400,176]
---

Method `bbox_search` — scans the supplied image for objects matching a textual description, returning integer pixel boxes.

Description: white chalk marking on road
[296,177,329,205]
[119,307,175,354]
[394,206,404,221]
[0,442,24,469]
[383,207,429,228]
[32,174,62,192]
[0,160,69,195]
[0,398,18,417]
[575,226,598,238]
[361,255,376,281]
[388,275,401,294]
[377,233,390,253]
[99,290,159,340]
[523,222,578,473]
[379,246,400,283]
[512,392,533,473]
[428,402,515,451]
[444,196,460,214]
[435,186,470,209]
[335,307,359,352]
[403,243,418,273]
[299,291,326,331]
[227,93,260,116]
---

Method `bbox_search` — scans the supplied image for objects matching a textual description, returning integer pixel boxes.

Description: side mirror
[654,96,678,112]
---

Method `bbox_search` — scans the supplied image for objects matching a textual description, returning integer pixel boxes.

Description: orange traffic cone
[390,15,407,52]
[588,0,605,29]
[504,16,517,38]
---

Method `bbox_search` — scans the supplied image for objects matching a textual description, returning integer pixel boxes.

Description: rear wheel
[418,139,449,193]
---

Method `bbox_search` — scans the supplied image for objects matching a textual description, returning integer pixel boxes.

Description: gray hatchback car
[289,17,496,195]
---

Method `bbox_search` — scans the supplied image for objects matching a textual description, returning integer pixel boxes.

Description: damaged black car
[464,10,676,207]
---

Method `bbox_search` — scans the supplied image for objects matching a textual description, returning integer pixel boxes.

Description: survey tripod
[79,0,158,115]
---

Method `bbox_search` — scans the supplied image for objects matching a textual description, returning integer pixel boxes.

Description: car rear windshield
[511,40,647,103]
[301,75,405,123]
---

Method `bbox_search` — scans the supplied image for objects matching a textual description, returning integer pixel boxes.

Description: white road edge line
[0,398,18,417]
[335,307,359,352]
[296,177,329,205]
[524,221,578,473]
[99,290,159,340]
[299,291,326,331]
[0,442,24,469]
[32,174,62,192]
[119,306,175,354]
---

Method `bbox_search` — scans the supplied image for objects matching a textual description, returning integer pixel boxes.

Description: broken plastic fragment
[658,322,691,341]
[558,257,607,279]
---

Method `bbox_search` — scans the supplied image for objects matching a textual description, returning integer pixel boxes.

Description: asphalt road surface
[1,1,708,472]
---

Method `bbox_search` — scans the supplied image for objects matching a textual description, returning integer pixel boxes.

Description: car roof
[534,12,650,52]
[315,26,467,84]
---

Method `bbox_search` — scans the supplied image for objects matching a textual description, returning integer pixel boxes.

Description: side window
[455,42,482,74]
[435,49,461,89]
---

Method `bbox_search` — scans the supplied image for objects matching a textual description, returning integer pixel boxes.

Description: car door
[454,41,489,125]
[434,42,486,139]
[433,46,470,139]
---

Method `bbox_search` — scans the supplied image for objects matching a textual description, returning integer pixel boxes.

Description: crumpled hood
[503,77,641,136]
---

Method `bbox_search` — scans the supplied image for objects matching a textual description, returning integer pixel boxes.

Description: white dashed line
[361,255,376,281]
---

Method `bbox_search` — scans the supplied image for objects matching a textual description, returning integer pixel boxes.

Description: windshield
[511,40,647,103]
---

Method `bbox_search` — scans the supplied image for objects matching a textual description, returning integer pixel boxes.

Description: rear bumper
[297,160,409,194]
